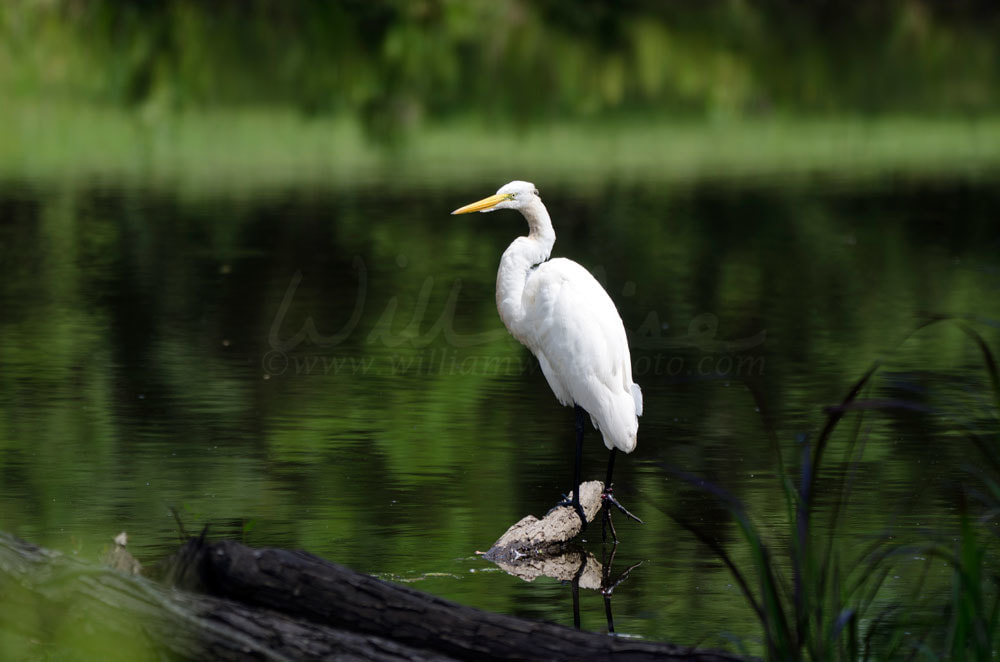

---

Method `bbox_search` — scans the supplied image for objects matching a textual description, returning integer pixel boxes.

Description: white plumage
[452,181,643,533]
[513,256,642,453]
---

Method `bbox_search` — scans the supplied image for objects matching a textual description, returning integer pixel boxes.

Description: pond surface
[1,174,999,653]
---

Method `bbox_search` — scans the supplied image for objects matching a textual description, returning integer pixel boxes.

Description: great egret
[452,180,643,538]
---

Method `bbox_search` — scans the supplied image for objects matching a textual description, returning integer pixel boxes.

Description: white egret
[452,181,643,538]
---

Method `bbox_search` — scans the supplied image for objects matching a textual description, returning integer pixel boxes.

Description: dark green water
[1,176,998,652]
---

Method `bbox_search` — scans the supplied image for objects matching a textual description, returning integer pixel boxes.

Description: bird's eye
[533,188,539,197]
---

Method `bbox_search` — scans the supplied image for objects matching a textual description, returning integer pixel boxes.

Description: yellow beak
[451,193,512,215]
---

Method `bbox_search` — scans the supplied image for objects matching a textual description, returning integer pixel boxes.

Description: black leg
[601,544,617,633]
[600,544,642,635]
[569,405,587,530]
[604,593,615,633]
[571,554,586,630]
[551,405,589,530]
[605,447,617,486]
[601,448,642,543]
[572,579,581,629]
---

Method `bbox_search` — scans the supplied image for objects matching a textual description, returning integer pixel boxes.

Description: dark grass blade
[807,314,997,540]
[863,605,899,661]
[904,542,993,657]
[849,540,899,610]
[857,564,893,626]
[652,466,764,622]
[954,321,1000,412]
[744,375,794,498]
[653,316,997,660]
[798,358,883,638]
[823,399,934,415]
[829,608,856,652]
[794,439,814,649]
[915,314,999,410]
[808,316,999,659]
[808,361,882,508]
[816,418,870,631]
[988,576,1000,653]
[653,464,797,655]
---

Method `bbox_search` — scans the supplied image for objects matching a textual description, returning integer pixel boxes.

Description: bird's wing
[517,258,638,426]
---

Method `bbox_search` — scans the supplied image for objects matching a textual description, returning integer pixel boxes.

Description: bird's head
[451,180,541,215]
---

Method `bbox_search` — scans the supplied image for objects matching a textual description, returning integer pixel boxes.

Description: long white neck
[496,199,555,334]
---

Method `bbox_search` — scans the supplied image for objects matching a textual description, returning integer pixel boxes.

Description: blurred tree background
[3,0,998,142]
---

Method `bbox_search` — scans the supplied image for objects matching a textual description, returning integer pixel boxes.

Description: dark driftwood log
[162,535,744,662]
[0,533,452,661]
[1,531,748,661]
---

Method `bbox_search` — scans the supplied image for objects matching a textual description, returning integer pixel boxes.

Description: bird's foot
[601,485,643,524]
[550,494,588,532]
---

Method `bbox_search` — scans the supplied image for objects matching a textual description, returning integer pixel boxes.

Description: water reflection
[486,541,642,633]
[0,178,998,653]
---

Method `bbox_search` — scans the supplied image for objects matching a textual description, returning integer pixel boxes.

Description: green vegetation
[664,320,1000,659]
[4,1,999,125]
[2,99,1000,193]
[2,1,1000,191]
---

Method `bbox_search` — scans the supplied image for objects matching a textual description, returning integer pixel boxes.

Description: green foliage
[2,0,999,140]
[2,101,1000,193]
[663,320,1000,659]
[3,1,1000,185]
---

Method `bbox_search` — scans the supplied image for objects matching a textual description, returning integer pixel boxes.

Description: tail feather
[631,383,643,417]
[587,381,643,454]
[601,387,640,454]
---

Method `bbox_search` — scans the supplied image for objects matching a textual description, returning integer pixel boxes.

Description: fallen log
[161,536,744,661]
[1,531,749,661]
[0,533,453,661]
